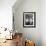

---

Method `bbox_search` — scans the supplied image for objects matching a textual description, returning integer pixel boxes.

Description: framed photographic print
[23,12,36,28]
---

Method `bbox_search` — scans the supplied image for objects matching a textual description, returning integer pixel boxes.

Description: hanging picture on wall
[23,12,36,28]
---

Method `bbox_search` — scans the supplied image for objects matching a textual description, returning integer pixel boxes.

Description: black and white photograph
[23,12,36,27]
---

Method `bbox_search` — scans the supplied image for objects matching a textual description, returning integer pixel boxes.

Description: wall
[41,0,46,46]
[13,0,41,46]
[0,0,16,30]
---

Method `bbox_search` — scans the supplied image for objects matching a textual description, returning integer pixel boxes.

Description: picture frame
[23,12,36,28]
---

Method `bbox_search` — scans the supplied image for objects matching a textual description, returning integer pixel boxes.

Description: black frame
[23,12,36,28]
